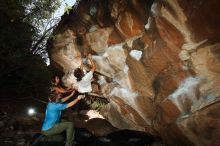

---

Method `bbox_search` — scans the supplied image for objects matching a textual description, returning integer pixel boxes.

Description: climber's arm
[88,54,96,72]
[54,86,73,94]
[66,95,84,108]
[80,57,84,70]
[61,90,75,103]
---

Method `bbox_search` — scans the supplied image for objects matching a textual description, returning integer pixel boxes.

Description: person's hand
[70,90,75,96]
[77,95,85,100]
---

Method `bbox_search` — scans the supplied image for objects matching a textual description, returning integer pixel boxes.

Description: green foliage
[23,0,61,57]
[0,0,59,99]
[22,0,60,25]
[84,96,109,111]
[0,0,33,51]
[64,3,72,15]
[0,54,52,98]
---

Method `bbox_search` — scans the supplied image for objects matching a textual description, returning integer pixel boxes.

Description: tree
[23,0,61,60]
[0,0,61,99]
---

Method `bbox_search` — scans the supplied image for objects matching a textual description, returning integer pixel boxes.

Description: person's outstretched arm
[87,54,96,72]
[61,90,75,103]
[66,95,84,108]
[53,86,73,94]
[80,57,84,70]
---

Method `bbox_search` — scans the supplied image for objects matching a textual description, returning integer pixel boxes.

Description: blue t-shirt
[42,102,67,131]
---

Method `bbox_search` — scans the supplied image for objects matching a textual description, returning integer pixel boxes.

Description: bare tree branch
[31,24,56,54]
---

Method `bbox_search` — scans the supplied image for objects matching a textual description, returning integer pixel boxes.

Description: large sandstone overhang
[47,0,220,146]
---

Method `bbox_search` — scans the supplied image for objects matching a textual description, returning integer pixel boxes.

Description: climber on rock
[41,91,84,146]
[73,53,96,96]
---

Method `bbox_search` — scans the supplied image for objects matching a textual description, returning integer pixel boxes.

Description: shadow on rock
[32,128,155,146]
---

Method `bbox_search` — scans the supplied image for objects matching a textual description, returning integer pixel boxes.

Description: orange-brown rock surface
[47,0,220,145]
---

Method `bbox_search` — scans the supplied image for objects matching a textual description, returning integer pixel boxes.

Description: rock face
[47,0,220,146]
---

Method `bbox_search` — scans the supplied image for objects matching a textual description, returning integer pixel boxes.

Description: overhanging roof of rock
[46,5,74,52]
[47,0,104,53]
[47,0,153,53]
